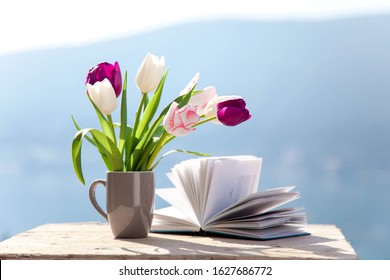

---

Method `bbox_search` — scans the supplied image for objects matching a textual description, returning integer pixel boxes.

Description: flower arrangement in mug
[71,53,251,184]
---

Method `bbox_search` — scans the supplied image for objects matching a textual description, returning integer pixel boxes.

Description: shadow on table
[117,231,356,260]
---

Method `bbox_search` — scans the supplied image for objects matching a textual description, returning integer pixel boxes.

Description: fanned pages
[151,156,309,240]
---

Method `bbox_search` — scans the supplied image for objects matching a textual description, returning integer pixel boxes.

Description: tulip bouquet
[71,53,251,184]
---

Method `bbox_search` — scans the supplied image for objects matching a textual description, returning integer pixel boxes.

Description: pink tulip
[188,86,217,115]
[163,102,200,136]
[180,73,200,95]
[179,74,217,115]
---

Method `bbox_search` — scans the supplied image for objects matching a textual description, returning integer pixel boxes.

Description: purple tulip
[216,98,251,126]
[86,62,122,97]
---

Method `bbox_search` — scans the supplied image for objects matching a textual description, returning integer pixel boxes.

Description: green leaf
[114,122,134,170]
[177,85,196,109]
[87,95,116,143]
[89,129,123,170]
[71,128,123,185]
[143,94,149,111]
[150,149,211,170]
[134,137,160,171]
[72,130,85,185]
[126,91,147,170]
[127,70,169,170]
[135,69,169,139]
[128,77,202,170]
[133,125,166,170]
[71,115,95,146]
[118,71,128,156]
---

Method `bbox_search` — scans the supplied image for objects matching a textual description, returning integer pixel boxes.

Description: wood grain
[0,223,358,260]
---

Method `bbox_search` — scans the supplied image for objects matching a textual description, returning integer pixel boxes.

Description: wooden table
[0,223,357,260]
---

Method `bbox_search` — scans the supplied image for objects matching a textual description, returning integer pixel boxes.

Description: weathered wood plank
[0,223,357,260]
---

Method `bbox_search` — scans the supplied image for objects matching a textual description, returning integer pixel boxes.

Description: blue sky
[2,0,390,55]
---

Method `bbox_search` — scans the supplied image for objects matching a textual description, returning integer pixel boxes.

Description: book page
[168,159,203,222]
[205,190,299,225]
[206,224,308,240]
[202,157,262,224]
[220,207,306,223]
[155,188,200,226]
[151,207,200,232]
[199,156,260,222]
[206,213,306,230]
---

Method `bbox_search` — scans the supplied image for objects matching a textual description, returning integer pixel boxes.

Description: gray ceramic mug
[89,171,155,238]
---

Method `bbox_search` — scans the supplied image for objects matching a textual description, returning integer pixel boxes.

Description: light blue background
[0,16,389,259]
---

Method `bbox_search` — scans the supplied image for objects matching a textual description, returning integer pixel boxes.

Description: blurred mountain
[1,15,390,259]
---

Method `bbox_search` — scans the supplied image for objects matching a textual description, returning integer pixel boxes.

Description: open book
[151,156,309,240]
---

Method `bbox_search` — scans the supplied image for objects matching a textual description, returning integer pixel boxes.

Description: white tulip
[86,78,117,115]
[135,53,165,93]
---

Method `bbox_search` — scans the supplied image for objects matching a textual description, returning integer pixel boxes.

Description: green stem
[126,93,147,170]
[107,114,116,146]
[133,93,147,134]
[193,116,217,127]
[146,131,169,170]
[119,71,128,157]
[145,116,216,170]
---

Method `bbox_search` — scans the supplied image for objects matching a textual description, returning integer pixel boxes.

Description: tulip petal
[163,102,178,133]
[163,102,200,136]
[204,95,242,124]
[135,53,165,93]
[86,61,122,97]
[217,106,251,126]
[189,85,217,115]
[111,61,122,97]
[180,73,200,95]
[98,79,118,115]
[86,79,117,115]
[216,98,251,126]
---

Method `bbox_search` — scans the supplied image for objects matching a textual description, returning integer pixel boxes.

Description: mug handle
[89,179,108,221]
